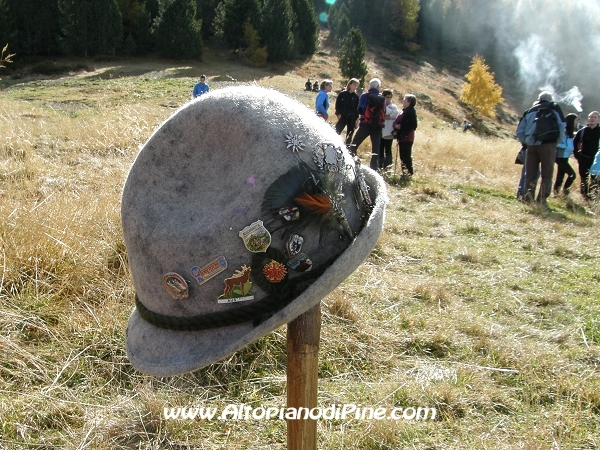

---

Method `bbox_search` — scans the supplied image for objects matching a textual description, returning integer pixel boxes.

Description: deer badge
[217,265,254,303]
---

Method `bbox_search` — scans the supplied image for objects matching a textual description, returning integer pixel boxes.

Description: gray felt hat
[122,85,387,376]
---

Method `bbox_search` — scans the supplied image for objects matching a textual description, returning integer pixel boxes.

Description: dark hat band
[134,248,335,331]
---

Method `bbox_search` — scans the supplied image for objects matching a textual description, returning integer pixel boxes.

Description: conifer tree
[224,0,261,50]
[6,0,60,56]
[261,0,294,62]
[347,0,366,31]
[328,2,350,41]
[145,0,159,20]
[93,0,123,55]
[132,5,153,54]
[58,0,91,56]
[211,1,228,49]
[337,28,368,87]
[240,20,267,67]
[460,54,504,117]
[390,0,420,42]
[290,0,318,56]
[0,0,15,52]
[59,0,122,57]
[155,0,203,59]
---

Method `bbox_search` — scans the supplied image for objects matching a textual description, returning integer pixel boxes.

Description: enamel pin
[191,256,228,285]
[263,260,287,283]
[162,272,189,300]
[217,265,255,303]
[287,253,313,272]
[239,220,272,253]
[286,233,304,258]
[278,206,300,221]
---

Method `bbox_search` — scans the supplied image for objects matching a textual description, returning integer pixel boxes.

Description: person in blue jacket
[192,75,210,98]
[315,80,332,121]
[553,113,579,196]
[516,91,565,206]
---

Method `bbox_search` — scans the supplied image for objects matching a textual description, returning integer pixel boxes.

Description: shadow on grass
[382,171,413,188]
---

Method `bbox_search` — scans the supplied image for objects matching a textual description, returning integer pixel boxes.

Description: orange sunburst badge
[263,260,287,283]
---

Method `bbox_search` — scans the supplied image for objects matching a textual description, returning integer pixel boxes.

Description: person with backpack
[516,91,565,206]
[335,78,360,145]
[553,113,579,197]
[393,94,418,176]
[573,111,600,200]
[348,78,385,170]
[315,79,333,121]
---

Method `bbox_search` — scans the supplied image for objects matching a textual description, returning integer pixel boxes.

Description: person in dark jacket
[335,78,360,145]
[573,111,600,200]
[393,94,418,176]
[349,78,383,171]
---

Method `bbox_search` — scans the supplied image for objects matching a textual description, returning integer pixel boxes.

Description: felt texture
[122,86,386,376]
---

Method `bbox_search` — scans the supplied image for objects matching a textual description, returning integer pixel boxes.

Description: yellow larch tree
[460,54,504,117]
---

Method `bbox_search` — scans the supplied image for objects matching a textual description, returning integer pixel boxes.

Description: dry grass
[1,41,599,449]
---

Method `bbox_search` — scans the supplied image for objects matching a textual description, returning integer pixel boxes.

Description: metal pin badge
[162,272,189,300]
[217,265,255,303]
[239,220,272,253]
[191,256,228,286]
[287,253,313,272]
[263,260,287,283]
[286,233,304,258]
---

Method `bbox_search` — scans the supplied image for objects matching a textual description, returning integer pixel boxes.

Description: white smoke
[559,86,583,113]
[514,35,583,113]
[513,35,563,94]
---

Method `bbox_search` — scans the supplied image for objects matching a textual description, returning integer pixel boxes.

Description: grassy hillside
[0,41,599,449]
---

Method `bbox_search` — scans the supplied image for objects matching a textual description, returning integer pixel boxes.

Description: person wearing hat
[192,74,210,98]
[121,85,386,376]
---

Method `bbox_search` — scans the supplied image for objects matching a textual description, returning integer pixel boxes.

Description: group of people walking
[517,91,600,205]
[315,77,418,175]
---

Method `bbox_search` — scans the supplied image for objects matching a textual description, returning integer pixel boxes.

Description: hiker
[315,79,333,121]
[452,119,458,130]
[393,94,418,176]
[553,113,579,197]
[349,78,384,171]
[305,79,312,91]
[312,80,319,92]
[516,91,565,206]
[335,78,360,145]
[192,75,209,98]
[379,90,399,170]
[573,111,600,200]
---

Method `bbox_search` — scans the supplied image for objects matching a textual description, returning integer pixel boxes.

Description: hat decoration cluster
[134,133,374,332]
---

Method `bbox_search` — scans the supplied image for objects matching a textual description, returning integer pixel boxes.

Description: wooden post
[287,303,321,450]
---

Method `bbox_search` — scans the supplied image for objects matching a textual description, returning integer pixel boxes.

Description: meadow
[0,46,599,449]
